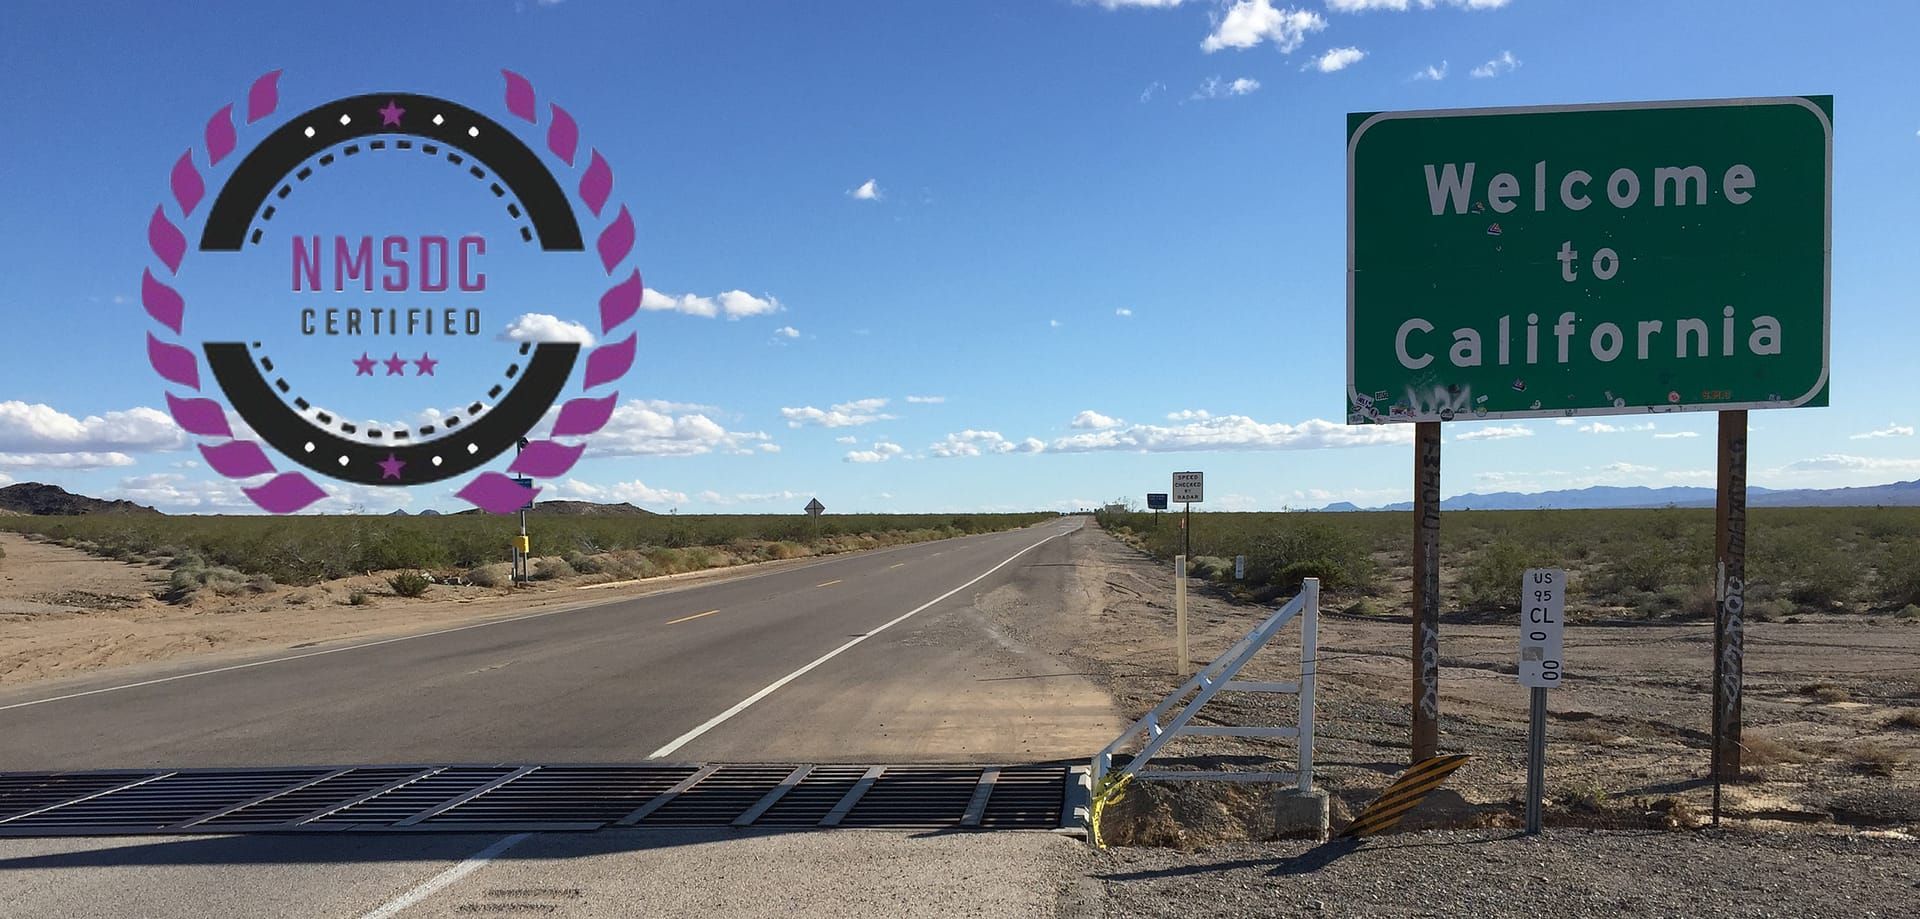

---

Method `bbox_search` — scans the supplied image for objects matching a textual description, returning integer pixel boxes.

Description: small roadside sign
[1234,555,1246,580]
[1519,568,1565,687]
[1171,472,1204,504]
[804,498,825,517]
[512,476,535,511]
[1146,493,1169,511]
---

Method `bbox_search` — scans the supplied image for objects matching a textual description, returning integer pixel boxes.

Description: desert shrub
[464,563,509,588]
[1242,520,1373,593]
[347,588,370,606]
[387,571,430,597]
[1602,545,1678,599]
[1188,556,1232,581]
[245,574,276,594]
[1877,539,1920,608]
[563,550,605,575]
[165,562,250,601]
[1460,538,1549,610]
[530,557,576,581]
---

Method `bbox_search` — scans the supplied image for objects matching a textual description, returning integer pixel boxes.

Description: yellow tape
[1341,754,1471,838]
[1087,773,1133,850]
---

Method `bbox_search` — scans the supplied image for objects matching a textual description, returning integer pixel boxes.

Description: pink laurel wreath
[143,70,638,514]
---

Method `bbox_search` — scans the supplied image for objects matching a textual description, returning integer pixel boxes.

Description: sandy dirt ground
[1054,524,1920,840]
[0,531,854,691]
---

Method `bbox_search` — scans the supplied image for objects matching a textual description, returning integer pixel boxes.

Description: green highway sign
[1346,97,1831,424]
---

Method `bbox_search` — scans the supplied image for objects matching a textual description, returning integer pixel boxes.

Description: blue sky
[1,0,1917,514]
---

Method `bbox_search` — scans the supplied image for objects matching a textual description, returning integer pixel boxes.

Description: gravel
[1085,828,1920,918]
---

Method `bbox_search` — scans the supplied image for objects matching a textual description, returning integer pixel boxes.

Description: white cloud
[1089,0,1189,7]
[1139,81,1167,103]
[905,395,946,404]
[845,441,905,463]
[835,435,858,445]
[1309,47,1366,73]
[1202,1,1326,53]
[1049,319,1063,328]
[1453,424,1531,442]
[1071,410,1123,431]
[930,430,1045,458]
[694,489,807,507]
[556,477,688,507]
[640,288,783,320]
[1050,413,1410,453]
[112,473,255,512]
[1781,454,1920,474]
[773,325,801,339]
[1578,421,1655,434]
[1413,60,1448,80]
[1191,75,1262,99]
[1850,424,1914,440]
[1166,409,1212,421]
[0,451,137,469]
[497,312,595,346]
[537,400,772,457]
[1115,307,1133,317]
[0,401,186,455]
[1470,50,1520,78]
[1601,462,1657,476]
[849,178,882,201]
[780,397,895,428]
[1653,431,1700,440]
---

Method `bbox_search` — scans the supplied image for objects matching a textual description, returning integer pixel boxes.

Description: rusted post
[1412,421,1442,762]
[1713,411,1747,785]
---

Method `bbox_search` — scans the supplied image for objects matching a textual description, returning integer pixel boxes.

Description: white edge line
[0,525,1052,715]
[646,524,1080,760]
[357,832,531,919]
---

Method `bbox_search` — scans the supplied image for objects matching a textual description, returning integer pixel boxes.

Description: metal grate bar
[172,768,352,830]
[959,767,999,827]
[0,772,173,825]
[397,765,538,826]
[732,765,811,827]
[614,763,719,826]
[293,767,444,825]
[819,765,885,827]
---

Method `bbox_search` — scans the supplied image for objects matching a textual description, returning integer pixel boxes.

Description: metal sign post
[1520,567,1565,835]
[804,498,825,517]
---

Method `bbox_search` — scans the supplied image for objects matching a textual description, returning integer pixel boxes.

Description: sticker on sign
[1171,472,1203,504]
[1519,567,1565,687]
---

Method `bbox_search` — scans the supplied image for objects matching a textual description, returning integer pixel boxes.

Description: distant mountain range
[1325,479,1920,511]
[0,483,159,516]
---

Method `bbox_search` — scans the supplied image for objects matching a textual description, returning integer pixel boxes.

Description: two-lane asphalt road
[0,519,1119,770]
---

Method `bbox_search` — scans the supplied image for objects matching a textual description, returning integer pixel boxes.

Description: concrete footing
[1272,788,1331,840]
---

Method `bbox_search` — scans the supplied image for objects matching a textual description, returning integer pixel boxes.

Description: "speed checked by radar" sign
[1519,568,1565,687]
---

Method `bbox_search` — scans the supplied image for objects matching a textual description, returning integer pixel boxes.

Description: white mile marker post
[1520,567,1565,835]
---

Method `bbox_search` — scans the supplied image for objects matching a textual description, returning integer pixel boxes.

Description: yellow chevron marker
[1340,754,1472,838]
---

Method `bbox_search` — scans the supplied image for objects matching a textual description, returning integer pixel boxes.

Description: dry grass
[1846,743,1908,778]
[1799,683,1853,704]
[1887,710,1920,731]
[1741,734,1813,766]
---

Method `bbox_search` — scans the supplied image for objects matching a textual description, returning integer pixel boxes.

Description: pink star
[377,453,405,480]
[352,352,376,376]
[378,99,405,127]
[382,353,407,376]
[413,353,438,376]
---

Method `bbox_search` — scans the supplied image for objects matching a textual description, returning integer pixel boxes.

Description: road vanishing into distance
[0,519,1118,918]
[0,518,1112,771]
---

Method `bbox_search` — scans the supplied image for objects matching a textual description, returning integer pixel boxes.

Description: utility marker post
[1173,554,1189,674]
[1411,422,1442,763]
[1520,567,1565,835]
[1712,410,1749,818]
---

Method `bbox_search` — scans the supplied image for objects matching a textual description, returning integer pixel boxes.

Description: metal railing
[1092,578,1318,791]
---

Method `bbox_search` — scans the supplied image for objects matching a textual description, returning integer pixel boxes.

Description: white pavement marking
[358,832,531,919]
[647,525,1080,759]
[0,529,1032,715]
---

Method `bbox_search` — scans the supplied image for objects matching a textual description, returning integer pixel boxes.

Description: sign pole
[1183,502,1191,562]
[1525,686,1546,834]
[1174,554,1189,674]
[1411,421,1442,763]
[1712,410,1748,805]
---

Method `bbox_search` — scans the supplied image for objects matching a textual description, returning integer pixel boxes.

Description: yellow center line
[815,579,842,588]
[665,609,720,625]
[888,563,905,569]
